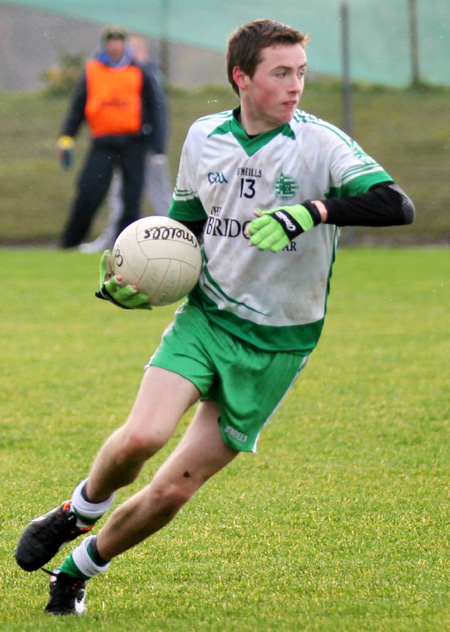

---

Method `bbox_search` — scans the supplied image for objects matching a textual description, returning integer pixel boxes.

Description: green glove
[95,250,153,310]
[247,203,322,252]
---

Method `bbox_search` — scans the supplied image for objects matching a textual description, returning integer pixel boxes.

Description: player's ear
[232,66,248,91]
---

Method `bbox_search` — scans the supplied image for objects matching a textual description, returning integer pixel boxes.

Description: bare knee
[116,427,168,464]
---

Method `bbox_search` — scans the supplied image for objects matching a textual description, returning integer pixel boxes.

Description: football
[112,217,202,306]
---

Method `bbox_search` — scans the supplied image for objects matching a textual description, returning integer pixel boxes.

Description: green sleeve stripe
[173,186,197,197]
[342,165,390,182]
[327,171,392,198]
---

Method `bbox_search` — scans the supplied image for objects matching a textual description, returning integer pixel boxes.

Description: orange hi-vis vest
[85,60,143,138]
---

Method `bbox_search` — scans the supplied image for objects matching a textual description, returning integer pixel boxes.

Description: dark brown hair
[227,19,309,94]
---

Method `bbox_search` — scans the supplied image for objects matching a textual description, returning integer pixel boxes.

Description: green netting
[2,0,449,86]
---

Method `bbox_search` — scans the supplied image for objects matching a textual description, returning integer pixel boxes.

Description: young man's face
[236,43,307,134]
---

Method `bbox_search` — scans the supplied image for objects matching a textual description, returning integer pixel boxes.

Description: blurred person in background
[57,25,162,249]
[79,34,172,253]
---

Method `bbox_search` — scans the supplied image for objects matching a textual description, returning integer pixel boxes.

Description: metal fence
[1,0,449,88]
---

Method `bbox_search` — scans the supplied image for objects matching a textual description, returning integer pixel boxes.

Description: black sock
[88,536,109,566]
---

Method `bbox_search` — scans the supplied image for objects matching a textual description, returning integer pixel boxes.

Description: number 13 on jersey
[240,178,256,199]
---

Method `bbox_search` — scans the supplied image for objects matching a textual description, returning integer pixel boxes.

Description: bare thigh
[122,365,201,448]
[86,366,201,500]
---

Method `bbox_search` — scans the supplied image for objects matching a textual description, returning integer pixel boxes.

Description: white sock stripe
[71,536,110,578]
[71,479,115,520]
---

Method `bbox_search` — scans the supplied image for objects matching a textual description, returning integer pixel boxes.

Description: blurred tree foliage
[41,50,85,97]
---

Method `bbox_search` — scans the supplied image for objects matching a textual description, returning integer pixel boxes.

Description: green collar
[209,107,296,156]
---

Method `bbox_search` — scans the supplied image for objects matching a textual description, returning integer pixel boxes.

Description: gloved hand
[95,250,153,310]
[56,135,74,169]
[247,203,322,252]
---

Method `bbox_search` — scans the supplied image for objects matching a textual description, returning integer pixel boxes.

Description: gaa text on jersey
[208,171,228,184]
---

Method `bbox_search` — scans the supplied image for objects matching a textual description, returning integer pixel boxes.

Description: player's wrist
[308,200,328,223]
[298,201,323,226]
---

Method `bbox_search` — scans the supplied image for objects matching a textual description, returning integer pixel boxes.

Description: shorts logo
[208,172,228,184]
[273,172,299,201]
[224,426,248,443]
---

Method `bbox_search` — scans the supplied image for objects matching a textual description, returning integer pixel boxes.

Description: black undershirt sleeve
[175,219,206,239]
[322,182,415,227]
[175,182,415,237]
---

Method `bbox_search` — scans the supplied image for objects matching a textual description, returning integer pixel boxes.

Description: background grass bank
[1,81,449,246]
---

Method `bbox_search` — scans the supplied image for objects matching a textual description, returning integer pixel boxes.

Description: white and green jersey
[169,108,390,353]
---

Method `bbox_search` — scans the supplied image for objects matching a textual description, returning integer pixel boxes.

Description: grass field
[0,80,449,245]
[1,247,449,631]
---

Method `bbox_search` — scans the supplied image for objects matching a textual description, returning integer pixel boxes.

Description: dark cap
[101,25,128,43]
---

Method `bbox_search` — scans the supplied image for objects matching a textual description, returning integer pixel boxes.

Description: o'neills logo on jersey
[273,172,299,201]
[236,167,262,178]
[205,216,250,239]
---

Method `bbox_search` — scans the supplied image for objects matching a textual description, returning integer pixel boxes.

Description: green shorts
[148,302,309,452]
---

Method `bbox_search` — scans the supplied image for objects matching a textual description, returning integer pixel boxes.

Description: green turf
[0,81,449,245]
[1,247,448,631]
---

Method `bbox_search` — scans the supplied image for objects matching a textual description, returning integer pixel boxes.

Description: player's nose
[290,74,303,93]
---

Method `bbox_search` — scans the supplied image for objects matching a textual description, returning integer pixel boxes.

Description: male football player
[15,19,414,615]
